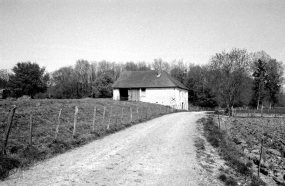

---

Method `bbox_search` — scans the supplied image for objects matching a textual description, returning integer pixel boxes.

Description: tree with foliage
[137,61,151,71]
[92,73,113,98]
[209,48,250,115]
[7,62,48,98]
[0,69,9,89]
[265,59,283,108]
[185,65,217,107]
[50,66,78,98]
[125,61,138,71]
[250,59,268,109]
[74,59,92,97]
[169,60,188,84]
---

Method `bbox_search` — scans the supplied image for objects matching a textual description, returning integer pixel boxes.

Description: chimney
[157,70,161,77]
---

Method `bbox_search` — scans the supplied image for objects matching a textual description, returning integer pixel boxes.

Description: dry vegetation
[0,98,175,180]
[201,116,266,186]
[214,114,285,185]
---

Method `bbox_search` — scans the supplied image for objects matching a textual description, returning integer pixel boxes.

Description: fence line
[1,103,184,155]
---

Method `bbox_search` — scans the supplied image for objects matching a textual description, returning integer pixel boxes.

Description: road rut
[3,112,210,186]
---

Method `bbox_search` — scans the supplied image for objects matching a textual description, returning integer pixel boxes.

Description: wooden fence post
[218,113,221,130]
[2,105,17,155]
[130,107,133,122]
[55,109,62,140]
[115,107,118,124]
[29,114,33,146]
[73,106,78,138]
[258,138,264,177]
[136,107,139,121]
[108,106,113,129]
[121,107,124,123]
[146,107,148,119]
[92,106,97,132]
[102,107,106,124]
[140,108,142,120]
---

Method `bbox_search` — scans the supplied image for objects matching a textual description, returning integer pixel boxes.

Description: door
[119,89,128,101]
[128,89,140,101]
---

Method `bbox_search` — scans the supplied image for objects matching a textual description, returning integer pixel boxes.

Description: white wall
[113,87,188,110]
[141,88,188,110]
[113,89,120,100]
[140,88,174,106]
[174,88,188,110]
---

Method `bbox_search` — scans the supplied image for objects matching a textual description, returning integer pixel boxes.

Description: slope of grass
[0,98,175,180]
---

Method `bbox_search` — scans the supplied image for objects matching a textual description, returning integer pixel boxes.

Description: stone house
[112,71,188,110]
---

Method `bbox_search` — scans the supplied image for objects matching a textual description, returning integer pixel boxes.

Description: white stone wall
[140,88,188,110]
[113,87,188,110]
[113,89,120,100]
[140,88,175,106]
[174,88,188,110]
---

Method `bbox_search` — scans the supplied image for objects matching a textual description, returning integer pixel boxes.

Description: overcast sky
[1,0,285,73]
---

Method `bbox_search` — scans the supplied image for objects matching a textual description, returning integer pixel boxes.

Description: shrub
[218,173,227,182]
[0,156,20,180]
[250,175,266,186]
[225,177,238,186]
[34,92,49,99]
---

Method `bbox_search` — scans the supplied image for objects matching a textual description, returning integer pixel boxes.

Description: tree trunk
[257,81,261,109]
[227,104,232,116]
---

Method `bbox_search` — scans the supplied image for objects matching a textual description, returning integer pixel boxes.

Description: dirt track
[2,112,216,186]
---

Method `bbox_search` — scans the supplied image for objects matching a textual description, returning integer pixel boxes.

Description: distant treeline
[0,48,284,111]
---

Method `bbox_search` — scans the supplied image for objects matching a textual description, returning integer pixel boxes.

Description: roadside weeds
[197,116,266,186]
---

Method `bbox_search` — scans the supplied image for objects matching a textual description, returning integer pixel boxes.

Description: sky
[1,0,285,73]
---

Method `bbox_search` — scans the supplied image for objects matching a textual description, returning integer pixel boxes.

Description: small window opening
[141,88,146,97]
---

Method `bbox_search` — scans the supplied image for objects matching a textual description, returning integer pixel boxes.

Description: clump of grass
[218,174,239,186]
[0,156,20,180]
[225,177,238,186]
[203,117,266,186]
[218,173,227,182]
[250,175,266,186]
[195,137,205,151]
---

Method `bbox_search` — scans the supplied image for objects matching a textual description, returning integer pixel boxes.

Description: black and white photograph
[1,0,285,185]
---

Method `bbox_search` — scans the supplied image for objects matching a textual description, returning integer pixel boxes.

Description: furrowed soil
[217,115,285,185]
[2,112,224,186]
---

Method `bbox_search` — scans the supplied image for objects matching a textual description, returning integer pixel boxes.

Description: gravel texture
[2,112,215,186]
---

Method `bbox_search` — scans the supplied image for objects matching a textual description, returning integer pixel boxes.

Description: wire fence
[213,107,285,118]
[0,100,182,156]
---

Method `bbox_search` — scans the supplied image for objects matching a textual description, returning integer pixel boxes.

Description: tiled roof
[112,71,188,90]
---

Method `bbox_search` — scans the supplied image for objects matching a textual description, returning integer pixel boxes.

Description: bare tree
[209,48,250,115]
[151,58,170,72]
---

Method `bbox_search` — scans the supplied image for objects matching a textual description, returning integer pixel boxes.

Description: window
[141,88,146,97]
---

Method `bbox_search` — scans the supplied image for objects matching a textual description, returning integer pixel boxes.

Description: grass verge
[0,98,178,180]
[201,116,266,186]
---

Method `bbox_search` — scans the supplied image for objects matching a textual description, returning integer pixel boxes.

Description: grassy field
[0,98,175,179]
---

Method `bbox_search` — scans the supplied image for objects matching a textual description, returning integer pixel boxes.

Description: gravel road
[3,112,211,186]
